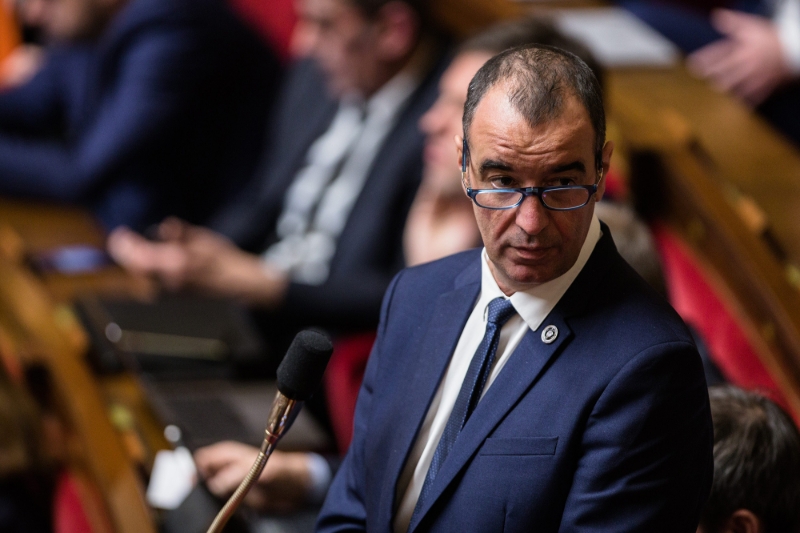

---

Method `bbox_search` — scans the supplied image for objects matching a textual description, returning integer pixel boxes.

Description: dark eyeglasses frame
[461,139,602,211]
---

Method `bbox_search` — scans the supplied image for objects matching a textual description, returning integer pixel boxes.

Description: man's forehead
[467,86,594,161]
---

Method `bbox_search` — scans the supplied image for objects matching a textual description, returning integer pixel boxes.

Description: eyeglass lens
[474,188,591,209]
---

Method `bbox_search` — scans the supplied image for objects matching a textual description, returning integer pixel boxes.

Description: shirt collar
[340,69,420,123]
[479,213,602,331]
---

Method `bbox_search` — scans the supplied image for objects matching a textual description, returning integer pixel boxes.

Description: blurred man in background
[108,0,448,355]
[0,0,279,229]
[700,386,800,533]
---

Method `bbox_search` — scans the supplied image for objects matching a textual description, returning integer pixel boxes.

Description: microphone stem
[206,393,298,533]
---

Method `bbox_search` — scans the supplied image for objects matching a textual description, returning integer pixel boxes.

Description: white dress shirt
[262,72,419,285]
[393,215,602,533]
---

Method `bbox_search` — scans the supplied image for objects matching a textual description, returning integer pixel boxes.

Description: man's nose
[515,194,550,236]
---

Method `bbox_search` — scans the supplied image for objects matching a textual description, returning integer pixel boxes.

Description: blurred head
[699,386,800,533]
[419,17,604,202]
[457,44,610,293]
[18,0,123,42]
[292,0,426,98]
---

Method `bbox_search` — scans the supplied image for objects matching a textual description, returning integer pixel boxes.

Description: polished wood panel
[607,66,800,416]
[0,252,156,533]
[0,200,160,531]
[608,68,800,267]
[0,199,154,302]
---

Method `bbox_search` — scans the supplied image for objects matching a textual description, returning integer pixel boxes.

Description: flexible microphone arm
[205,330,333,533]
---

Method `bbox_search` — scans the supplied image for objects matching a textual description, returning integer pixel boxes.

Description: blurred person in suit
[699,386,800,533]
[0,0,280,230]
[621,0,800,144]
[108,0,448,354]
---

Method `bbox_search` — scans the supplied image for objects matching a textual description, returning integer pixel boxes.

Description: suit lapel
[406,231,619,532]
[406,227,620,531]
[377,260,480,528]
[407,311,573,533]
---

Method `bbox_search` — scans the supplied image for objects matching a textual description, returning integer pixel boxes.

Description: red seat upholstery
[652,224,792,418]
[227,0,297,59]
[325,332,376,452]
[53,469,113,533]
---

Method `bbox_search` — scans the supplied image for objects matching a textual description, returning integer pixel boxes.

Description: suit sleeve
[278,164,418,331]
[558,341,714,533]
[0,27,205,201]
[315,270,404,532]
[282,271,397,332]
[0,56,64,134]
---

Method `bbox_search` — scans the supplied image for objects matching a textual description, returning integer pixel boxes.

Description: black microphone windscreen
[277,330,334,401]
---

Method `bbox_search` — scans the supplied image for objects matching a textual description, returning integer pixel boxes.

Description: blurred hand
[403,180,480,267]
[107,218,288,306]
[0,45,44,89]
[688,9,791,106]
[194,442,314,513]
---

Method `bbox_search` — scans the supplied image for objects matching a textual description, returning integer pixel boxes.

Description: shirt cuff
[306,452,332,504]
[775,0,800,76]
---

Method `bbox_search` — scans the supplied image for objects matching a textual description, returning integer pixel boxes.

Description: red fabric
[652,224,793,418]
[602,166,627,202]
[325,332,376,452]
[53,471,95,533]
[227,0,297,59]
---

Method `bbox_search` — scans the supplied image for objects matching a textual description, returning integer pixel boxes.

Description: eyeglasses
[461,139,601,211]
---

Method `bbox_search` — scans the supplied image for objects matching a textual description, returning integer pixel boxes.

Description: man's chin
[492,253,573,291]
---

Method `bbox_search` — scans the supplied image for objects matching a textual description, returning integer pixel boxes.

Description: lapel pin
[541,325,558,344]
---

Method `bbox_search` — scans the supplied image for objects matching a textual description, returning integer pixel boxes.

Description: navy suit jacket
[0,0,279,230]
[212,55,448,334]
[317,227,714,532]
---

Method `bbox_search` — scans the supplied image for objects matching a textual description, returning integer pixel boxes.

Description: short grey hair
[462,44,605,169]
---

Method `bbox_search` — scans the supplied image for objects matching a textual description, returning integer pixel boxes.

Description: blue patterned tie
[409,297,516,528]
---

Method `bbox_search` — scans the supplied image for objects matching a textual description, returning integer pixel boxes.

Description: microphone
[206,330,333,533]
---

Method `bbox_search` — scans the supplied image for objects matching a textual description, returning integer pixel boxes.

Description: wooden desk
[608,68,800,267]
[0,252,158,533]
[0,200,162,532]
[606,67,800,416]
[0,199,154,302]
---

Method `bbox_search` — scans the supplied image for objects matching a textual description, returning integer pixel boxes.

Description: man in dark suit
[317,44,714,532]
[0,0,279,230]
[108,0,445,339]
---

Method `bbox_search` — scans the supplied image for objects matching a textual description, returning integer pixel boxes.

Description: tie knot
[487,297,516,326]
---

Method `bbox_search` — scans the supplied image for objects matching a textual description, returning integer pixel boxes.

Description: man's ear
[601,140,614,177]
[455,134,469,193]
[720,509,764,533]
[373,1,419,62]
[455,134,464,170]
[594,140,614,202]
